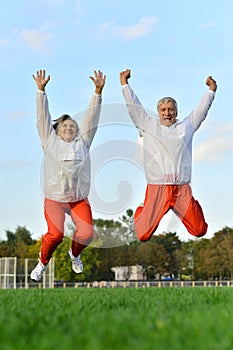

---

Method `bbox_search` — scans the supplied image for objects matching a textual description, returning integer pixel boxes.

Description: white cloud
[95,22,114,40]
[7,111,31,121]
[19,28,53,52]
[0,38,9,49]
[200,21,216,28]
[75,0,83,15]
[218,123,233,134]
[44,0,65,4]
[194,123,233,162]
[115,16,159,41]
[0,161,31,170]
[96,16,159,41]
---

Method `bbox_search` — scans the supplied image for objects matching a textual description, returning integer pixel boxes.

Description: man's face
[158,101,177,127]
[57,119,78,142]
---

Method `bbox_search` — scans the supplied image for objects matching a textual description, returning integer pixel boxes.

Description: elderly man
[120,69,217,241]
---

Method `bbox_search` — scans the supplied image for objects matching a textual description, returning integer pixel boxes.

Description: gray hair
[53,114,79,132]
[156,97,178,113]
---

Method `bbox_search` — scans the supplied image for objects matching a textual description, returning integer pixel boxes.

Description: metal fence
[52,280,233,289]
[0,257,54,289]
[1,257,233,289]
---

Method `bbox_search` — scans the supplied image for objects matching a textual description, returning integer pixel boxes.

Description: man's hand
[89,70,106,95]
[120,69,131,85]
[32,70,50,91]
[206,76,217,92]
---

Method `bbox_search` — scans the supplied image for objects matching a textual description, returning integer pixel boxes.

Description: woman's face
[57,119,78,142]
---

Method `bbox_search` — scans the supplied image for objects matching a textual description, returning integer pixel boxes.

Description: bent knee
[85,228,94,245]
[189,222,208,237]
[135,226,157,242]
[77,226,94,245]
[49,232,64,244]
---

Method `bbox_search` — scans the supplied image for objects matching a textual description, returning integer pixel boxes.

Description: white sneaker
[30,260,47,282]
[68,249,83,274]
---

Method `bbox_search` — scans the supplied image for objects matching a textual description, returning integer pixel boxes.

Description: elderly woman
[30,69,106,281]
[120,69,217,242]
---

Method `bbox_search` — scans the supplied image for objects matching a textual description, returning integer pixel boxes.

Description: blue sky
[1,0,233,242]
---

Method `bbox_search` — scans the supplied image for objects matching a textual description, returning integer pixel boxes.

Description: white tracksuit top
[36,91,102,202]
[122,84,215,185]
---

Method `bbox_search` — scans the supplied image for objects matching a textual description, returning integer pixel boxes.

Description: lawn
[0,287,233,350]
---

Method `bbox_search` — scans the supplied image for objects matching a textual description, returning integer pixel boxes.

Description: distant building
[111,265,144,281]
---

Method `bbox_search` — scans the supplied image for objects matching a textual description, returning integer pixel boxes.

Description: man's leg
[134,185,172,242]
[172,185,208,237]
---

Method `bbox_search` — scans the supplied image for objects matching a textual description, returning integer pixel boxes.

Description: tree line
[0,211,232,282]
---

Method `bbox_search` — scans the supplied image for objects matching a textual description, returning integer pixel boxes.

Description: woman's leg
[70,198,94,257]
[40,198,66,265]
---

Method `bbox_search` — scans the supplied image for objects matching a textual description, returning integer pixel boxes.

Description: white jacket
[36,91,102,202]
[122,84,215,185]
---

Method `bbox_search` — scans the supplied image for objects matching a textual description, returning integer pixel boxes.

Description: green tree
[203,227,233,280]
[136,239,170,280]
[181,239,197,279]
[192,239,210,280]
[154,232,182,278]
[0,226,36,258]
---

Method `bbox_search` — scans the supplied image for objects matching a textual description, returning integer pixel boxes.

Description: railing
[13,279,233,289]
[0,257,54,289]
[1,257,233,289]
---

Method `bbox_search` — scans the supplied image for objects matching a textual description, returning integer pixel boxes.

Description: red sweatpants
[40,198,94,265]
[134,184,208,242]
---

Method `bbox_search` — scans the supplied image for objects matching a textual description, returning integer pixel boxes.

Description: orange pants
[40,198,94,265]
[134,184,208,242]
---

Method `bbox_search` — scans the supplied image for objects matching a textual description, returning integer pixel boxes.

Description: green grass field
[0,287,233,350]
